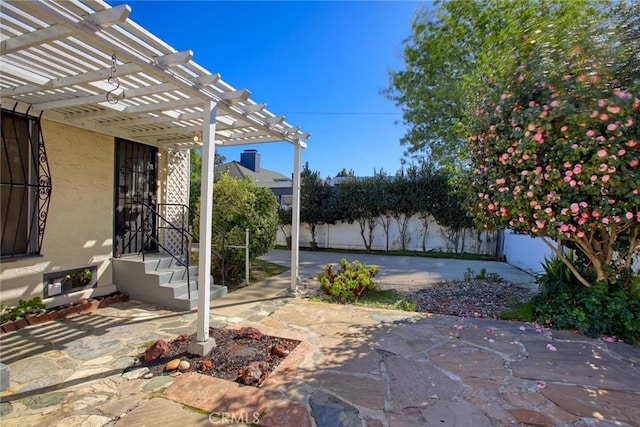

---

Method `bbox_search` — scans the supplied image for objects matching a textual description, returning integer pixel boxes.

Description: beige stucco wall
[0,120,117,307]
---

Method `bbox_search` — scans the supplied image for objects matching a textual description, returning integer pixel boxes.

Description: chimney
[240,149,260,172]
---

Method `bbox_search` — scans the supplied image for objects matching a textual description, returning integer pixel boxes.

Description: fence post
[245,228,250,284]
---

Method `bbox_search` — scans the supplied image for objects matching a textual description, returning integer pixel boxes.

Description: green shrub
[0,297,46,323]
[533,257,640,343]
[318,258,378,302]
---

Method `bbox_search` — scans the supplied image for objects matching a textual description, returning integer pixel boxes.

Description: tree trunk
[310,224,318,250]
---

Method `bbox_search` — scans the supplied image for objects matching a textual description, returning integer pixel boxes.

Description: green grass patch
[500,300,536,321]
[313,289,417,312]
[249,259,288,283]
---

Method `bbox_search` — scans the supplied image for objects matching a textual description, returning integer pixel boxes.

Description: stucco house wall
[0,120,118,307]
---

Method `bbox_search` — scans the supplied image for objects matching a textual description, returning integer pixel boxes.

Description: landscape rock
[235,326,263,340]
[270,344,290,357]
[164,359,181,371]
[144,340,170,362]
[178,360,190,371]
[507,408,554,426]
[239,361,269,385]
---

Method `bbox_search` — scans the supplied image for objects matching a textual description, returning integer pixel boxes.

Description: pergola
[0,0,307,352]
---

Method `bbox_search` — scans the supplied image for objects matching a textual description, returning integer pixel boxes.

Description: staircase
[113,254,227,311]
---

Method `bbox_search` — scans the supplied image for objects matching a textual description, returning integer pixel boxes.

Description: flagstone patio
[1,253,639,426]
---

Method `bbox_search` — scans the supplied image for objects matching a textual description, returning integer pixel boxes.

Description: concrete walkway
[1,253,639,426]
[261,249,538,289]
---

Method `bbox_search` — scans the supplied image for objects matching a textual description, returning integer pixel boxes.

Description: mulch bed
[134,327,300,387]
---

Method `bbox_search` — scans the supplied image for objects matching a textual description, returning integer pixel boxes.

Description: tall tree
[300,163,337,249]
[336,177,378,252]
[385,0,612,169]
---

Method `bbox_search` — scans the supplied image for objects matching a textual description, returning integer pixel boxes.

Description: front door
[114,139,158,256]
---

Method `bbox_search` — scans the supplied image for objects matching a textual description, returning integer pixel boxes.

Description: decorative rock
[164,359,181,371]
[239,361,269,385]
[144,340,170,362]
[178,360,190,371]
[235,326,263,340]
[199,360,212,371]
[271,344,290,357]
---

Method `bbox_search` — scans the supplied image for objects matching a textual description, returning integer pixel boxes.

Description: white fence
[278,214,499,255]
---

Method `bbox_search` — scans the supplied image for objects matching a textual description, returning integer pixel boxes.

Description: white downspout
[290,142,302,291]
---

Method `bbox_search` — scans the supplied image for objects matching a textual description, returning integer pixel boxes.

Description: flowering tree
[469,58,639,287]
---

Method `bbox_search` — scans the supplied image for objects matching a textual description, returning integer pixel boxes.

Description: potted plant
[64,268,93,289]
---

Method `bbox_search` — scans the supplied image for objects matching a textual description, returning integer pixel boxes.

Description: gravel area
[398,280,537,319]
[294,278,537,320]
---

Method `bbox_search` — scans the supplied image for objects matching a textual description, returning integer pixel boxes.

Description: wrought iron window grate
[0,107,52,259]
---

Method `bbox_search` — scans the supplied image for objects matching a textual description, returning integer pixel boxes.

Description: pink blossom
[599,163,608,172]
[488,203,495,211]
[577,231,585,238]
[631,159,639,167]
[626,212,634,220]
[561,125,568,132]
[608,166,616,173]
[570,203,580,213]
[597,149,607,157]
[569,180,576,187]
[528,101,536,107]
[602,175,610,183]
[607,123,618,131]
[564,161,572,168]
[573,165,582,174]
[599,113,609,121]
[527,191,534,198]
[590,175,598,182]
[626,140,637,147]
[590,110,599,118]
[609,199,616,204]
[603,217,610,224]
[561,208,569,215]
[586,130,595,137]
[618,149,626,156]
[579,201,588,208]
[598,99,607,107]
[533,132,544,142]
[592,210,600,218]
[607,105,621,114]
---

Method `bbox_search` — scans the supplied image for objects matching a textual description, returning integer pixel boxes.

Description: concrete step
[114,255,226,311]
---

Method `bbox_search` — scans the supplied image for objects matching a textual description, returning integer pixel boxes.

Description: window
[1,109,52,259]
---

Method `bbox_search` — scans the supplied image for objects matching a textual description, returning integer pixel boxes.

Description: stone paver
[1,251,639,427]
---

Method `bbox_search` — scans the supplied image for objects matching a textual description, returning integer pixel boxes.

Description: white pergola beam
[1,62,142,97]
[0,5,131,54]
[264,116,285,125]
[154,50,193,67]
[242,103,266,113]
[220,89,251,103]
[32,82,175,110]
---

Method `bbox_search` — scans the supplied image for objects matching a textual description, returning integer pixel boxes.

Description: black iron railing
[136,203,197,299]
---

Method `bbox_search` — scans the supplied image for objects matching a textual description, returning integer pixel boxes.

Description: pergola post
[189,100,217,356]
[290,142,302,291]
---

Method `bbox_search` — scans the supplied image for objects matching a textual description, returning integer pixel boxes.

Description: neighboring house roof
[221,161,292,188]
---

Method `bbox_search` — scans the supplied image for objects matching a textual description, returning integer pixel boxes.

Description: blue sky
[107,1,423,178]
